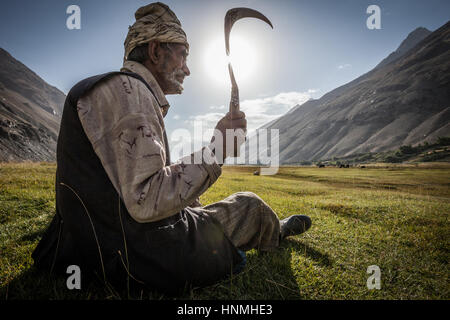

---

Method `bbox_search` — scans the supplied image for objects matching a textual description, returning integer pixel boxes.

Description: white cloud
[201,91,313,133]
[187,112,223,128]
[209,105,225,110]
[173,114,180,120]
[338,64,352,70]
[184,91,312,134]
[168,91,314,160]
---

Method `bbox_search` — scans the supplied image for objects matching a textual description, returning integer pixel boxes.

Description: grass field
[0,162,449,299]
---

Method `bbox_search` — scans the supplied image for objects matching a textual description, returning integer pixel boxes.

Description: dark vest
[32,72,242,294]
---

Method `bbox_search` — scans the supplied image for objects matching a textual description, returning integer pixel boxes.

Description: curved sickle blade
[225,7,273,56]
[228,62,239,115]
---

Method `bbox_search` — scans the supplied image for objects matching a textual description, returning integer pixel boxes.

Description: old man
[32,2,311,293]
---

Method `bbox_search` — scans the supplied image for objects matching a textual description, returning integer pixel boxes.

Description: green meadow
[0,162,449,299]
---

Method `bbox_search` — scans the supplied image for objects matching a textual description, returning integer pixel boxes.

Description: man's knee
[233,192,278,219]
[232,191,264,206]
[233,191,261,199]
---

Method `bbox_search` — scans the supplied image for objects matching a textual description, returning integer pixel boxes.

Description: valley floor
[0,163,449,299]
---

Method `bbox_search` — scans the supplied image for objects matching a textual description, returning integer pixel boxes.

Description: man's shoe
[280,215,312,240]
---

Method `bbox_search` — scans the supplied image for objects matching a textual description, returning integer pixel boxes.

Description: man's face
[158,43,190,95]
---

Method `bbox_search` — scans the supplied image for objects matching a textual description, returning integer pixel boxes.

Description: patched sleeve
[77,75,222,223]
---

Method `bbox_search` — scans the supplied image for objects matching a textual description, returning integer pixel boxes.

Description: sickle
[224,8,273,116]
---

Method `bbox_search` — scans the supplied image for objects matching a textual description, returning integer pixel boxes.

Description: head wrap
[124,2,189,61]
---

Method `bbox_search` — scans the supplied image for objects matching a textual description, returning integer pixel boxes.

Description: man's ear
[148,41,161,64]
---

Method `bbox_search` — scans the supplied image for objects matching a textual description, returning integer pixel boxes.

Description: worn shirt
[76,61,221,223]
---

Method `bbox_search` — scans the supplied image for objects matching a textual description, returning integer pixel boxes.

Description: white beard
[163,69,185,94]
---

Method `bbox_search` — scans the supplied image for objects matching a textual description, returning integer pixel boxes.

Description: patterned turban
[124,2,189,61]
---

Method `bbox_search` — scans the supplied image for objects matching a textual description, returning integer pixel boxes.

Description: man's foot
[280,215,312,240]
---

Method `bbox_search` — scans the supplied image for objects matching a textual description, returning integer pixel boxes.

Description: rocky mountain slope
[262,22,450,163]
[0,48,65,161]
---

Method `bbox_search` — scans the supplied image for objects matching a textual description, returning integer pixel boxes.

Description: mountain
[0,48,65,161]
[375,27,432,69]
[261,22,450,163]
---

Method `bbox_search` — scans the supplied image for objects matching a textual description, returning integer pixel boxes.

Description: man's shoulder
[75,71,164,124]
[68,71,154,103]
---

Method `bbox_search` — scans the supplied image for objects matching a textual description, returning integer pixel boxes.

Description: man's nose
[182,62,190,76]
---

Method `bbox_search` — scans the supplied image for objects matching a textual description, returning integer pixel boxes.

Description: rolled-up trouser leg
[199,192,280,252]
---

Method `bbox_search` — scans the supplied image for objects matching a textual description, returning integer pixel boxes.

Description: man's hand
[211,111,247,163]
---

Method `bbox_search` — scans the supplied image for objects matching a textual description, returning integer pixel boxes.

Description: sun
[203,36,258,86]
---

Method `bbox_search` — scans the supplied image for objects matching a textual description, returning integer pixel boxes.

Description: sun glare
[203,36,257,86]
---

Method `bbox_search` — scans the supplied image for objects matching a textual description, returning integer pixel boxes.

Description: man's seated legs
[199,191,312,253]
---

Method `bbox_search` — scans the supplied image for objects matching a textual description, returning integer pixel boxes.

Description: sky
[1,0,449,159]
